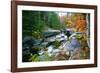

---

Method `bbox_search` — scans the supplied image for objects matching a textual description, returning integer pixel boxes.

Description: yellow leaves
[64,17,74,28]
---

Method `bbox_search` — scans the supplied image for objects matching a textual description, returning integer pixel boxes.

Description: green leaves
[52,40,61,49]
[30,52,52,61]
[30,54,39,62]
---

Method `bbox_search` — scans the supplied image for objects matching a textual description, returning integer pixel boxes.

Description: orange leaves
[74,14,86,32]
[62,13,87,33]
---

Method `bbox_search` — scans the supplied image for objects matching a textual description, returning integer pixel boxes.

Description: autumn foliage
[74,14,86,33]
[64,14,87,33]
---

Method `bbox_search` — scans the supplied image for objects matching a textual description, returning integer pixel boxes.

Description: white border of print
[17,5,94,68]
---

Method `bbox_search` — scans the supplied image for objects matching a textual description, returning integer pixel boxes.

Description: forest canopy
[22,11,65,39]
